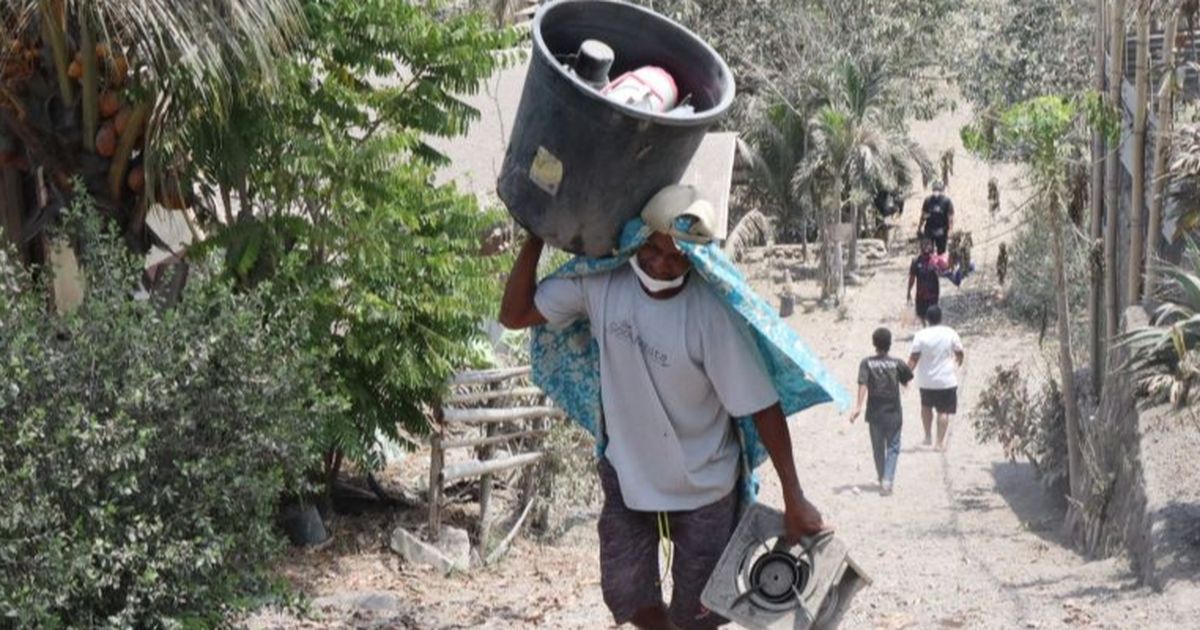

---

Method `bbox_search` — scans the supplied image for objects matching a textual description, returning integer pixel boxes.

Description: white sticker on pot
[529,146,563,196]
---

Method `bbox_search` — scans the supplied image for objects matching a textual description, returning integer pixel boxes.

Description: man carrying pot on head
[918,180,955,255]
[499,185,846,630]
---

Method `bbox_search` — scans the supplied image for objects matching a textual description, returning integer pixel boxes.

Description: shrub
[1003,201,1090,341]
[972,364,1068,493]
[0,205,326,627]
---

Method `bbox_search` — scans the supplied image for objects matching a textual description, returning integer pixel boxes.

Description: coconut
[127,165,145,194]
[99,91,121,118]
[96,123,117,158]
[113,106,132,136]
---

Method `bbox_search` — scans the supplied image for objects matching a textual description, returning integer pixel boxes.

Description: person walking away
[907,237,940,326]
[499,185,836,630]
[848,327,913,495]
[907,305,964,451]
[918,180,955,254]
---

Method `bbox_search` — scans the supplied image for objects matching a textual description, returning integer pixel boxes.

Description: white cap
[641,185,716,243]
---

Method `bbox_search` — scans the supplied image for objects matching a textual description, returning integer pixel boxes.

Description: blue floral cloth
[530,218,850,504]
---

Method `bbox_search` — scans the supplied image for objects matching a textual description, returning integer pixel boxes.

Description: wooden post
[1146,7,1182,303]
[477,383,499,553]
[1089,0,1107,397]
[1128,1,1150,304]
[428,405,445,541]
[1104,0,1127,346]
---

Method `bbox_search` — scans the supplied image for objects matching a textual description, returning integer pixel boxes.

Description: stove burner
[749,550,810,606]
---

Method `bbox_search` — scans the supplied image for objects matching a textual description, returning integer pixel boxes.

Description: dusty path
[245,100,1193,629]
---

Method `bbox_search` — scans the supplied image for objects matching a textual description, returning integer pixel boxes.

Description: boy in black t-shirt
[919,181,955,254]
[849,327,914,495]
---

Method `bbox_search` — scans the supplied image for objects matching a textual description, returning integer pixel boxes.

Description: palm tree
[797,98,930,301]
[803,58,931,273]
[0,1,302,263]
[745,103,809,240]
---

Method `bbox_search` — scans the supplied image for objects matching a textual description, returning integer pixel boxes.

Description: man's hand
[848,408,861,424]
[906,293,912,304]
[783,495,828,544]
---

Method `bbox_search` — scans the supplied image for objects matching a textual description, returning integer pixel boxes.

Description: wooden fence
[427,366,564,562]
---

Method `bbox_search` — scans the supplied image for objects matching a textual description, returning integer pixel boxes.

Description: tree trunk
[1090,0,1107,397]
[1146,8,1181,304]
[1104,0,1127,344]
[848,201,859,271]
[0,166,25,262]
[1050,185,1085,504]
[1128,2,1150,304]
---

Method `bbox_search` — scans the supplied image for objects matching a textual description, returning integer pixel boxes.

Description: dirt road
[245,99,1194,630]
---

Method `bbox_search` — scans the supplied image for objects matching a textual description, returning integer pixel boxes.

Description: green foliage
[973,364,1068,493]
[1002,187,1091,335]
[955,0,1093,111]
[179,0,520,479]
[1117,239,1200,406]
[0,197,325,627]
[968,95,1091,336]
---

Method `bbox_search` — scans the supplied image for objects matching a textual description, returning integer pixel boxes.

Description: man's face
[921,240,934,255]
[636,232,691,280]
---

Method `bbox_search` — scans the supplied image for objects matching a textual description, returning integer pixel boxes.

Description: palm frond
[723,210,773,259]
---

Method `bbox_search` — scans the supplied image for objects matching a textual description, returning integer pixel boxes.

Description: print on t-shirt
[607,320,670,367]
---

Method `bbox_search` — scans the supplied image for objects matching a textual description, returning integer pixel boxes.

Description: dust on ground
[240,96,1199,629]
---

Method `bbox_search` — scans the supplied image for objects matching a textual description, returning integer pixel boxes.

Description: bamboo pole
[1104,0,1127,343]
[442,406,564,425]
[442,428,551,450]
[440,452,544,483]
[446,386,543,406]
[1090,0,1108,396]
[484,494,537,566]
[452,366,531,386]
[1146,6,1182,303]
[1128,2,1151,304]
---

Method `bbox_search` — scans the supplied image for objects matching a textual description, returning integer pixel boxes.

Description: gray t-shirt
[535,266,778,511]
[856,355,913,426]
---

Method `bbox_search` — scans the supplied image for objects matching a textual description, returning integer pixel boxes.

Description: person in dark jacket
[918,181,954,254]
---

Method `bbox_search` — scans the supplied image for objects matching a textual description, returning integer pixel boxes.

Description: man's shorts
[597,458,737,629]
[915,298,937,322]
[924,230,949,255]
[919,387,958,414]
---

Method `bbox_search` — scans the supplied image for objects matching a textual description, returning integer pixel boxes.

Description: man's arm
[907,264,916,302]
[947,199,956,234]
[849,384,868,423]
[498,235,549,330]
[753,403,828,542]
[955,349,964,366]
[908,352,921,371]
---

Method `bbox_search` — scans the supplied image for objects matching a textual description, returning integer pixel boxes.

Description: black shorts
[597,458,736,629]
[915,298,937,321]
[925,230,948,254]
[919,387,958,414]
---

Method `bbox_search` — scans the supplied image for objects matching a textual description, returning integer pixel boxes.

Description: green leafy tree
[0,194,326,626]
[184,0,520,487]
[971,94,1098,505]
[956,0,1094,111]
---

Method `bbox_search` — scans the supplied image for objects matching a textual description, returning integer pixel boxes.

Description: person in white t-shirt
[498,186,828,630]
[907,305,964,451]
